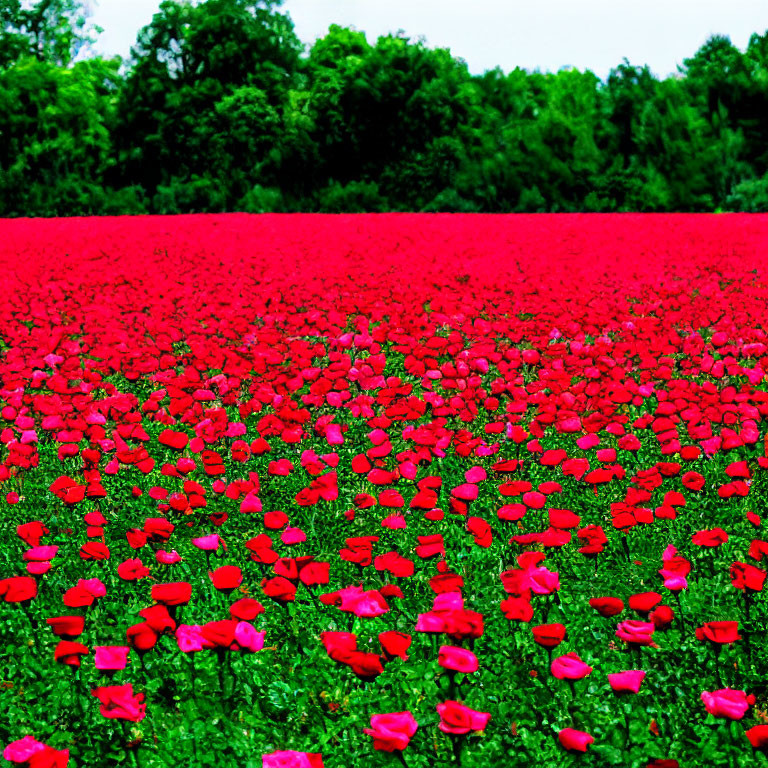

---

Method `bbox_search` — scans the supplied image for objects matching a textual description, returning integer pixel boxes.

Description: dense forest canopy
[1,0,767,215]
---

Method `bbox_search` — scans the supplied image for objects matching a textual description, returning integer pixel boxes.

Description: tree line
[1,0,767,215]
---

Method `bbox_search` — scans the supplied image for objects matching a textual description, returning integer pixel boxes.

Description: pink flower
[234,622,265,652]
[659,570,688,591]
[78,578,106,598]
[436,701,491,734]
[156,549,181,564]
[363,711,419,751]
[558,728,594,752]
[26,562,51,575]
[701,689,754,719]
[94,646,129,671]
[615,620,655,646]
[325,424,343,445]
[527,566,560,594]
[281,527,306,545]
[415,611,448,633]
[607,670,646,693]
[3,736,46,763]
[22,546,58,562]
[91,684,146,721]
[452,483,478,501]
[3,736,68,766]
[262,752,324,768]
[438,646,479,674]
[434,592,463,611]
[176,624,214,653]
[240,493,263,514]
[464,466,487,483]
[551,652,593,680]
[328,585,390,617]
[192,534,221,551]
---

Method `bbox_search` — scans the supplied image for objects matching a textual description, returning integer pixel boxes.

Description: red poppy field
[2,213,768,768]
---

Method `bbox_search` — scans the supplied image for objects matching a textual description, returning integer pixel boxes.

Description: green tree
[743,31,768,165]
[0,0,99,67]
[112,0,302,210]
[2,1,768,214]
[0,55,121,215]
[305,26,475,210]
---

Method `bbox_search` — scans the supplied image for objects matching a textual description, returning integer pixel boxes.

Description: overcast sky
[90,0,768,80]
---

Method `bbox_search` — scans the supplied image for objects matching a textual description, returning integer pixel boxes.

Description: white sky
[90,0,768,79]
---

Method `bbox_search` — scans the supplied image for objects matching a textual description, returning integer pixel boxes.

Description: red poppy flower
[0,576,37,603]
[152,582,192,606]
[589,596,624,617]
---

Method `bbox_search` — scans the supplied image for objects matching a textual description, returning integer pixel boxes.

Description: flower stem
[394,751,409,768]
[450,735,464,766]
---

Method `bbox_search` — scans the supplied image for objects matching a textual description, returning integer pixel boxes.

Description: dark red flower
[628,592,662,613]
[229,598,265,621]
[0,576,37,603]
[46,616,85,638]
[54,640,89,667]
[532,623,566,647]
[589,596,624,617]
[379,631,412,661]
[126,622,158,652]
[152,582,192,606]
[261,576,297,603]
[209,565,243,592]
[91,684,146,721]
[692,528,729,547]
[696,621,740,644]
[730,562,767,592]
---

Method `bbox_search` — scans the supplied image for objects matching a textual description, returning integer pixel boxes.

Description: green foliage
[316,180,387,212]
[0,0,99,67]
[725,173,768,212]
[2,0,768,214]
[0,55,121,216]
[111,0,302,208]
